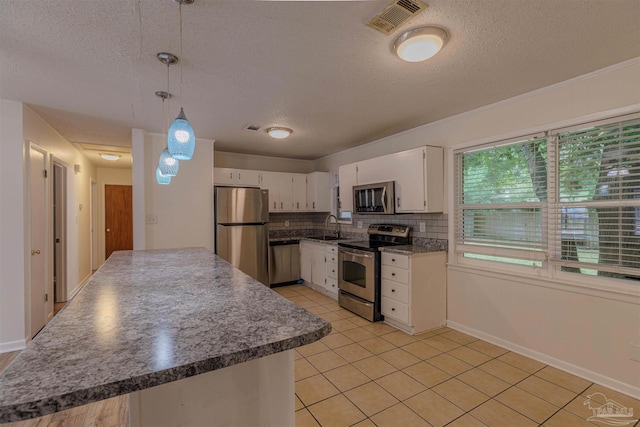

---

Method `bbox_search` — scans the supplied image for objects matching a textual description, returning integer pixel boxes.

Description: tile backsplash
[269,211,448,243]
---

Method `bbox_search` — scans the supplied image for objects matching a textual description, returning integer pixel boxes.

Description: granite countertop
[379,244,447,255]
[0,248,331,423]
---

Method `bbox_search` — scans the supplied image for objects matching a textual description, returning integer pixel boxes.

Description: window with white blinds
[454,136,548,265]
[552,117,640,280]
[454,114,640,284]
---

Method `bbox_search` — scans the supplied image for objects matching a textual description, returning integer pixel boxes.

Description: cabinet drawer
[326,245,338,255]
[381,297,409,324]
[326,252,338,264]
[381,280,409,304]
[381,252,409,269]
[326,262,338,279]
[326,277,338,294]
[381,266,409,284]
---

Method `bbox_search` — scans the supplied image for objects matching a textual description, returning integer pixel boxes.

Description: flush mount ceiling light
[267,127,292,139]
[100,153,120,161]
[394,26,448,62]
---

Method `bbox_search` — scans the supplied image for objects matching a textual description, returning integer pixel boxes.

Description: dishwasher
[269,239,301,287]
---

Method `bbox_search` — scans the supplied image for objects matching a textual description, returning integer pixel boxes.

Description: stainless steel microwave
[353,181,395,214]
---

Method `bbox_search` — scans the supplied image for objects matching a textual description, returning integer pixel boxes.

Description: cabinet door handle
[273,202,276,209]
[229,172,233,179]
[391,307,395,311]
[397,197,400,208]
[238,173,241,180]
[391,272,396,276]
[280,202,283,209]
[391,289,395,292]
[313,202,315,209]
[391,258,396,262]
[296,202,299,209]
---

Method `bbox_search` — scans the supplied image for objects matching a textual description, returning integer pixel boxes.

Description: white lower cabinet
[325,245,339,297]
[299,241,339,300]
[380,250,446,334]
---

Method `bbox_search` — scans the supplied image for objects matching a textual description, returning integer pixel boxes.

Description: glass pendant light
[168,0,195,160]
[159,148,179,176]
[156,166,172,185]
[168,107,195,160]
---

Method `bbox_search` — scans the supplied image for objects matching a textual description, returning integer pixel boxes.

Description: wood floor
[0,351,128,427]
[0,302,129,427]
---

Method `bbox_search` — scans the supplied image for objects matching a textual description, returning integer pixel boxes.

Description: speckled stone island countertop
[378,238,448,255]
[0,247,331,423]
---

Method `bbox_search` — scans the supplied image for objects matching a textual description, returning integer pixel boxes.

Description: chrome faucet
[324,214,341,238]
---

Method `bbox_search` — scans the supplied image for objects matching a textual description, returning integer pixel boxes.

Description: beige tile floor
[276,284,640,427]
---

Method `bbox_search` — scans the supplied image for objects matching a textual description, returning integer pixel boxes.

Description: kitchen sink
[306,235,343,241]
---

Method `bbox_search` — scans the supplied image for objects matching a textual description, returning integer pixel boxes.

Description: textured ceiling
[1,0,639,160]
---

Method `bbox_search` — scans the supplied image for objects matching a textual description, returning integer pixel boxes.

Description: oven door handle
[340,248,374,260]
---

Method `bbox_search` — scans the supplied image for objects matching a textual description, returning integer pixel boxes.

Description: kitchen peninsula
[0,248,331,426]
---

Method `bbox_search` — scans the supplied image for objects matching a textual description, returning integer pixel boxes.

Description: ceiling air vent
[244,124,262,132]
[366,0,429,35]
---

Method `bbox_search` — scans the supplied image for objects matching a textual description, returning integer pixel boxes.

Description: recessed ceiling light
[267,127,292,139]
[394,26,448,62]
[100,153,121,161]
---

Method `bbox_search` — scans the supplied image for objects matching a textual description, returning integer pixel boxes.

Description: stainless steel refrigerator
[214,187,269,286]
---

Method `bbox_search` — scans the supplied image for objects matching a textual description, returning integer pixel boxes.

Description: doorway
[52,161,67,305]
[91,179,98,271]
[28,143,48,338]
[104,185,133,259]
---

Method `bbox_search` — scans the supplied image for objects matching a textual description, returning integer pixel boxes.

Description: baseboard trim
[446,320,640,399]
[0,339,26,353]
[67,272,93,300]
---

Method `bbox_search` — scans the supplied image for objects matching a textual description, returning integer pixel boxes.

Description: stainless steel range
[338,224,410,321]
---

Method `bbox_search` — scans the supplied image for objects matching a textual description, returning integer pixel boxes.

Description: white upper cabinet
[256,171,310,212]
[356,156,394,185]
[338,164,357,213]
[337,145,443,214]
[306,172,330,212]
[391,146,443,213]
[292,174,307,212]
[214,168,261,187]
[259,171,280,211]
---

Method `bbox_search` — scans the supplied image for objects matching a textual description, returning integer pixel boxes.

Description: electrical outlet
[419,222,426,232]
[146,214,158,225]
[357,221,363,229]
[629,342,640,361]
[285,220,290,227]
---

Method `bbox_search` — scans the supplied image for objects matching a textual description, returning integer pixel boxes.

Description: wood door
[29,144,47,337]
[105,185,133,260]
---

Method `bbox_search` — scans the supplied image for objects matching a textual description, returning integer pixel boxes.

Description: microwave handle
[381,186,386,211]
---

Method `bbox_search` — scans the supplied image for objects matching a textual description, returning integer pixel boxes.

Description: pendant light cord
[179,2,184,109]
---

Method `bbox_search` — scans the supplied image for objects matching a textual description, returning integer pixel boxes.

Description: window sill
[447,261,640,304]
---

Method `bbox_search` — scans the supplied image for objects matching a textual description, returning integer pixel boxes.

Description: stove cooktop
[338,224,411,253]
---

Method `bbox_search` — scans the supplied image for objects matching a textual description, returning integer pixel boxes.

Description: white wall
[215,151,316,173]
[0,101,96,351]
[133,131,214,252]
[96,167,132,265]
[314,58,640,396]
[0,100,26,351]
[22,106,97,300]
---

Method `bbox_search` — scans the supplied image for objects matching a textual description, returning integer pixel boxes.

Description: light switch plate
[285,220,290,227]
[419,222,426,232]
[146,214,158,225]
[357,221,363,229]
